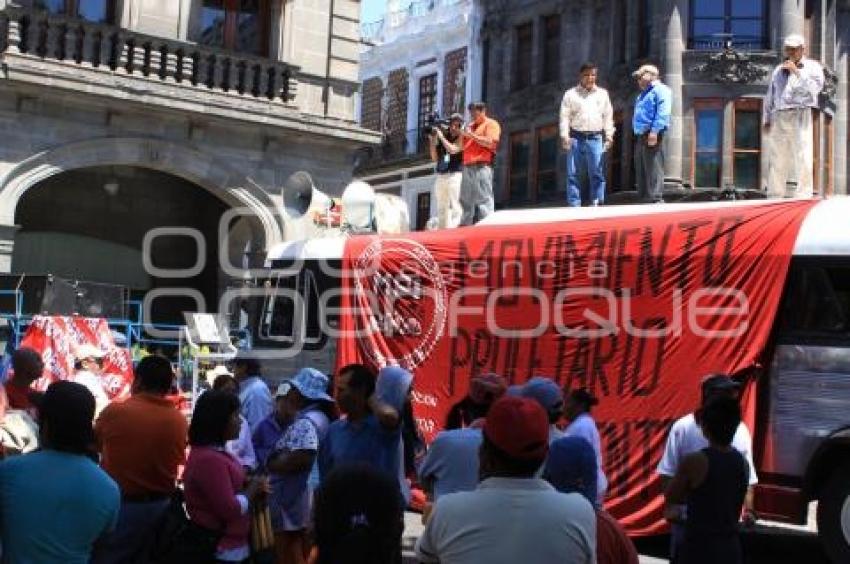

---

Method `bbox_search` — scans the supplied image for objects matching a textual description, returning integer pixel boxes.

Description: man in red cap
[416,396,596,564]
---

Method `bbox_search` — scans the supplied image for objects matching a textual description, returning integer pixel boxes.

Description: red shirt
[96,393,188,496]
[597,510,639,564]
[5,382,34,412]
[462,117,501,165]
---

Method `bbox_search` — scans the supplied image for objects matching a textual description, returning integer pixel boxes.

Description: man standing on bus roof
[763,34,824,198]
[459,102,501,226]
[657,374,758,564]
[632,64,671,204]
[560,62,615,207]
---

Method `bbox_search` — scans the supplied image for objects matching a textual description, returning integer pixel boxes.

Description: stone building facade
[479,0,846,208]
[354,0,483,230]
[0,0,378,323]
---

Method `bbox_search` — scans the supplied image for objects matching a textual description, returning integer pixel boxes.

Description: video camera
[423,112,452,136]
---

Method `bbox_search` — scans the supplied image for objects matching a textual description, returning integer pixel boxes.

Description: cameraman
[428,113,464,229]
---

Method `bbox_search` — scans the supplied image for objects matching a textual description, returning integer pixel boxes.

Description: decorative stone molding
[689,45,772,84]
[821,65,838,109]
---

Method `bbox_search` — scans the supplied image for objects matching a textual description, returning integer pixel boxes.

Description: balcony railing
[0,8,297,104]
[354,128,430,172]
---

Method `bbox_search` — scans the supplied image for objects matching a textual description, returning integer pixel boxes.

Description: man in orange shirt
[91,355,188,564]
[459,101,501,225]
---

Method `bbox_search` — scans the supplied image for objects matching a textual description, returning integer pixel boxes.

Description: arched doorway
[13,165,253,325]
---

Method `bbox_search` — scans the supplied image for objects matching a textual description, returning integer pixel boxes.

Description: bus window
[260,273,298,342]
[303,269,324,346]
[778,262,850,340]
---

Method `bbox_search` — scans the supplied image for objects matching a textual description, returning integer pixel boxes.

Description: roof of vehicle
[265,197,850,264]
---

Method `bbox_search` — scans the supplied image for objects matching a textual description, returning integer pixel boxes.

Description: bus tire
[817,465,850,563]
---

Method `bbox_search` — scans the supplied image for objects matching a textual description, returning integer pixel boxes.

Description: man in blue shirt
[318,364,404,497]
[0,381,120,564]
[632,64,672,203]
[233,356,273,432]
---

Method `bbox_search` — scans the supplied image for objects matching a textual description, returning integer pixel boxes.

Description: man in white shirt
[416,396,596,564]
[73,344,110,417]
[763,34,825,198]
[657,374,758,564]
[560,62,615,207]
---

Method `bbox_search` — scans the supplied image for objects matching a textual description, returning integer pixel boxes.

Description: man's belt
[465,161,493,167]
[570,129,604,139]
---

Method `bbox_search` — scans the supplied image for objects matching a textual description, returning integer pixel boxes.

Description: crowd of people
[0,344,759,564]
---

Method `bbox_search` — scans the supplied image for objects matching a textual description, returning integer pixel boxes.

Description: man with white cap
[73,344,110,417]
[632,64,671,204]
[763,34,825,198]
[657,374,758,564]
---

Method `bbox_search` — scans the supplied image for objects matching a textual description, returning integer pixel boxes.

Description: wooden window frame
[534,124,560,203]
[732,98,762,191]
[37,0,116,23]
[415,192,431,231]
[541,15,560,84]
[513,22,533,92]
[688,0,768,51]
[508,131,532,205]
[692,98,724,189]
[417,74,438,132]
[200,0,271,56]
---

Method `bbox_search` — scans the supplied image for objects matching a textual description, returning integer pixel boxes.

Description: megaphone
[282,171,332,218]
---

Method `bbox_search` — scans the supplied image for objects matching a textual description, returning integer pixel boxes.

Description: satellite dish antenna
[282,171,331,218]
[342,180,376,231]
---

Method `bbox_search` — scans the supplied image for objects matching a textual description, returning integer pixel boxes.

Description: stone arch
[0,136,284,252]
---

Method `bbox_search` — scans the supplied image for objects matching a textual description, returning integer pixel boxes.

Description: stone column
[833,9,849,194]
[0,224,19,273]
[660,0,686,189]
[780,0,805,47]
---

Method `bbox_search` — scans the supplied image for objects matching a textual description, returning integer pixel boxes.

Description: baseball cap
[632,63,660,78]
[469,373,507,405]
[701,373,741,394]
[520,376,564,416]
[449,113,463,123]
[275,382,292,398]
[483,396,549,461]
[75,344,105,361]
[784,34,805,48]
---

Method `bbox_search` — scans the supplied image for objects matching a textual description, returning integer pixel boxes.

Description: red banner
[20,316,133,401]
[336,200,815,535]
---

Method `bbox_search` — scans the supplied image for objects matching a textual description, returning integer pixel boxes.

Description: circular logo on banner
[353,238,447,370]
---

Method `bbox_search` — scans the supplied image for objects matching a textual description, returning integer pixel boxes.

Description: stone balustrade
[0,7,297,104]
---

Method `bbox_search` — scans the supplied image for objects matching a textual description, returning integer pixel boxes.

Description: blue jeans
[567,134,606,206]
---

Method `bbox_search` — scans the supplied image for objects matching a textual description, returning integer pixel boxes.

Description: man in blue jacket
[632,64,672,203]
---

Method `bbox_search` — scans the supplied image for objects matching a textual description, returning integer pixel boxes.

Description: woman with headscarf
[564,388,608,505]
[544,436,639,564]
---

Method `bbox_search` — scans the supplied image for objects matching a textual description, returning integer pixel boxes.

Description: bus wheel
[818,465,850,562]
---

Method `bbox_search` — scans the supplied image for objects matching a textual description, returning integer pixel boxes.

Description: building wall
[356,0,477,229]
[0,1,379,274]
[479,0,847,206]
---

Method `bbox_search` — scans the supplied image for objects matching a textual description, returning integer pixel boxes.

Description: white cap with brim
[75,344,106,361]
[275,382,292,398]
[632,64,660,78]
[784,34,805,48]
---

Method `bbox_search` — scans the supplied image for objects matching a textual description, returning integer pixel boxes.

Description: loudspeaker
[0,274,76,316]
[282,171,332,218]
[74,281,128,320]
